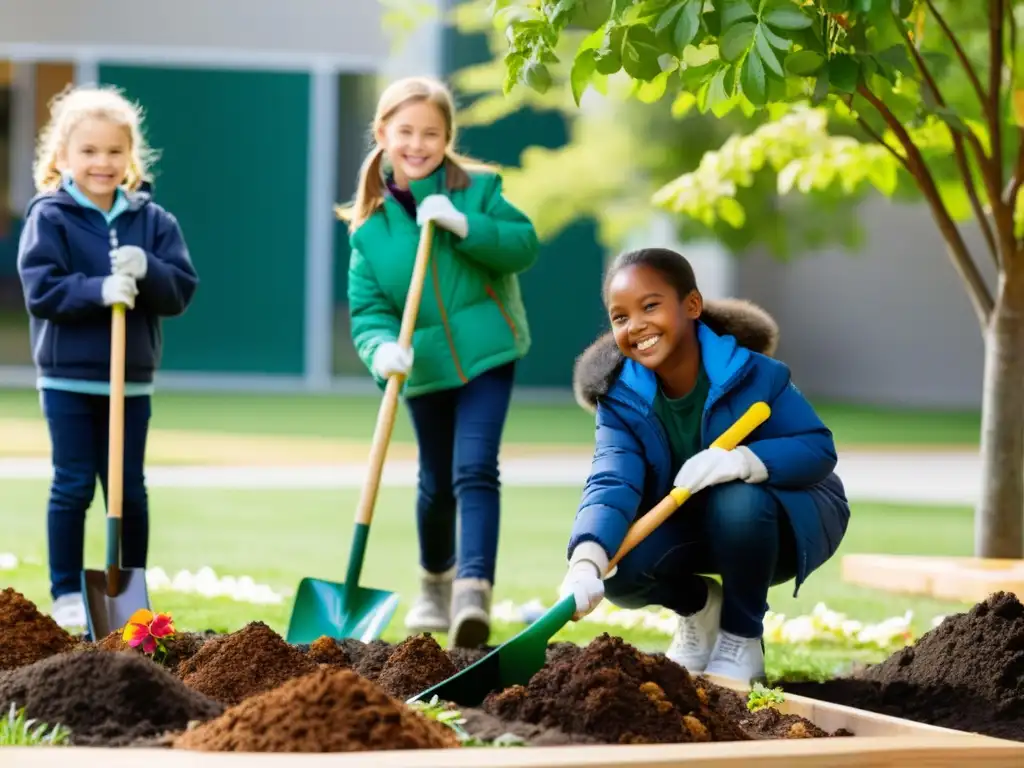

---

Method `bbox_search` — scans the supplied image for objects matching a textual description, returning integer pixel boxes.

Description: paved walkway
[0,449,981,506]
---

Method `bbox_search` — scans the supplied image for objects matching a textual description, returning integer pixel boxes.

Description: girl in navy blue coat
[16,86,198,629]
[558,247,849,683]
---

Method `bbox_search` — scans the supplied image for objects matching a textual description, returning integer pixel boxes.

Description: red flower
[122,609,175,655]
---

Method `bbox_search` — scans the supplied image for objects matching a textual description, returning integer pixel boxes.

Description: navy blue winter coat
[569,299,850,594]
[17,185,198,384]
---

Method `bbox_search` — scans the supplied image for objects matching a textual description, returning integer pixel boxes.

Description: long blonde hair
[33,85,158,193]
[337,76,493,230]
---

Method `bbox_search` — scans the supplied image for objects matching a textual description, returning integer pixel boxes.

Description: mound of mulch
[0,649,222,746]
[781,591,1024,741]
[0,588,77,671]
[173,667,459,752]
[177,622,317,705]
[375,634,458,701]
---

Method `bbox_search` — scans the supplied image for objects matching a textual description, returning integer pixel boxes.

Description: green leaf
[656,0,702,54]
[875,44,914,77]
[784,49,824,76]
[717,197,747,227]
[827,54,860,93]
[721,21,756,62]
[754,25,784,76]
[759,23,793,51]
[594,25,625,74]
[670,89,698,116]
[812,66,830,103]
[823,0,850,10]
[621,24,664,80]
[866,157,899,195]
[635,68,673,102]
[521,60,553,93]
[891,0,913,17]
[706,65,732,112]
[570,48,598,105]
[740,49,768,106]
[763,4,813,31]
[719,0,756,27]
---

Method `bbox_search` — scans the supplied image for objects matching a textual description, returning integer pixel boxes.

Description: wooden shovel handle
[107,303,126,522]
[353,221,434,527]
[607,401,771,572]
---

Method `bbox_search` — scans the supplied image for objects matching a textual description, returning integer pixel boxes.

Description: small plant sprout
[0,703,72,746]
[121,608,175,662]
[747,683,786,713]
[407,695,525,748]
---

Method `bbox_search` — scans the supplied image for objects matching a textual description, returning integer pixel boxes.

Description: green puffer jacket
[347,165,539,398]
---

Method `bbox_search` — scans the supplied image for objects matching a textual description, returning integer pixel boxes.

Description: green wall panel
[442,3,607,389]
[98,65,310,375]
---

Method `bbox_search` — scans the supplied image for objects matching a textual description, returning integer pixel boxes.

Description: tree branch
[989,0,1004,191]
[856,116,908,167]
[858,85,994,327]
[900,21,1001,264]
[923,0,987,110]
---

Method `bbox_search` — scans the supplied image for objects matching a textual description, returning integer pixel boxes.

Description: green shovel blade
[408,594,577,708]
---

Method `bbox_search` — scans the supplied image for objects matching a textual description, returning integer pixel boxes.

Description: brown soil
[352,639,397,681]
[482,633,752,744]
[178,622,318,705]
[376,634,458,701]
[781,591,1024,741]
[97,629,206,675]
[0,588,77,671]
[173,667,459,752]
[0,649,222,746]
[305,635,351,667]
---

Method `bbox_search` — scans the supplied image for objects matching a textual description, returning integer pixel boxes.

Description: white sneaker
[665,577,722,674]
[404,568,454,633]
[52,592,86,629]
[705,630,766,684]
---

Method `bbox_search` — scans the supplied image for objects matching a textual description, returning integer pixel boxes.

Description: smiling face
[58,116,131,210]
[606,263,702,372]
[377,98,448,189]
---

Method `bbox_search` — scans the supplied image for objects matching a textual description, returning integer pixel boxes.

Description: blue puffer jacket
[568,299,850,595]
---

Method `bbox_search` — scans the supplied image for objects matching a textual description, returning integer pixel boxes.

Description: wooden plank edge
[6,735,1024,768]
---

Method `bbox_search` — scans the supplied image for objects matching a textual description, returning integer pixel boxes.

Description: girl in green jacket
[339,76,540,648]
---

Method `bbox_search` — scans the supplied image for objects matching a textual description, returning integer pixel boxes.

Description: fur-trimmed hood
[572,298,780,413]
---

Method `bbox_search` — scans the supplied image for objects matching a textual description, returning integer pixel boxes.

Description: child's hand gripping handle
[606,401,771,573]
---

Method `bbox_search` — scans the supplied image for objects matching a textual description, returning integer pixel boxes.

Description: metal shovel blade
[286,576,400,645]
[408,594,577,708]
[81,566,151,641]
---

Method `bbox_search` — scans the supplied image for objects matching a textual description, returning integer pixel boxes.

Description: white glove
[559,542,608,620]
[417,194,468,239]
[110,245,148,279]
[101,274,138,309]
[371,341,413,379]
[673,446,768,494]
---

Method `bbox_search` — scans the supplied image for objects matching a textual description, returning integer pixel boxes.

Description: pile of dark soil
[305,636,350,667]
[781,591,1024,741]
[0,650,222,746]
[0,588,77,670]
[178,622,317,705]
[173,667,459,752]
[376,634,457,700]
[97,629,206,674]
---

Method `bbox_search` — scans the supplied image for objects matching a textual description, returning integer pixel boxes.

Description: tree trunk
[975,258,1024,558]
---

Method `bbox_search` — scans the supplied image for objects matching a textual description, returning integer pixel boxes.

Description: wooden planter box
[7,675,1023,767]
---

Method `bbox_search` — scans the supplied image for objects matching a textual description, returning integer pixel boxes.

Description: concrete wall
[734,195,995,409]
[0,0,387,65]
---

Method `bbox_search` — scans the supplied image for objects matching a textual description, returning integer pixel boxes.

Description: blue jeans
[604,482,798,638]
[405,362,515,584]
[40,389,152,600]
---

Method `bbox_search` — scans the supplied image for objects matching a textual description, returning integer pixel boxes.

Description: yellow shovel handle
[606,401,771,572]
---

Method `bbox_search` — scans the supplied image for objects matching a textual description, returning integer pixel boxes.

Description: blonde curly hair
[33,85,158,193]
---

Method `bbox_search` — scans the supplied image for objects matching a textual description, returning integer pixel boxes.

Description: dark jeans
[604,482,798,638]
[405,362,515,584]
[41,389,152,600]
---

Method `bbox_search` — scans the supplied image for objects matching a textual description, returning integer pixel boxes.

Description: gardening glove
[417,194,468,239]
[100,274,138,309]
[110,245,148,280]
[673,446,768,495]
[559,542,608,620]
[371,341,413,379]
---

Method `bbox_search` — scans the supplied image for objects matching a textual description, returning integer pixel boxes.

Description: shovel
[408,400,772,708]
[286,221,435,645]
[82,297,152,641]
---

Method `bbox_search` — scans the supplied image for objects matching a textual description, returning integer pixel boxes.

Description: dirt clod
[0,649,222,745]
[376,634,457,701]
[0,588,77,671]
[178,622,317,705]
[782,591,1024,741]
[306,636,350,667]
[173,667,459,752]
[482,633,749,744]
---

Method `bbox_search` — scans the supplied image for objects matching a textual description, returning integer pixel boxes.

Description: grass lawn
[0,388,981,449]
[1,479,975,680]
